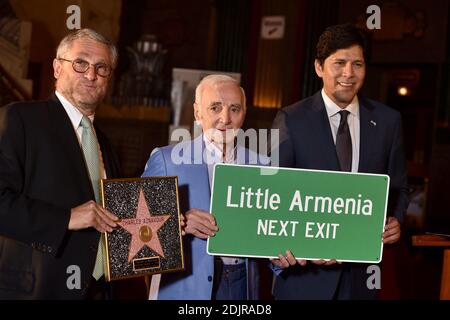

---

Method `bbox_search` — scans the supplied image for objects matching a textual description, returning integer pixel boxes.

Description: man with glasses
[0,29,121,299]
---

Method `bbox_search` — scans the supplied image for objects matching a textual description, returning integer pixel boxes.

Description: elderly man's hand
[69,200,118,233]
[183,208,218,239]
[310,259,340,266]
[271,250,307,269]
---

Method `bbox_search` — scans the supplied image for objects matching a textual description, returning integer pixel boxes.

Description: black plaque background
[102,177,184,281]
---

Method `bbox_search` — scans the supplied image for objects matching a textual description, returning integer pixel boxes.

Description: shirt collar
[321,89,359,118]
[55,90,95,129]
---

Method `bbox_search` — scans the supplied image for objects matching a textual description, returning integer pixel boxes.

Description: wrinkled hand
[271,250,307,269]
[179,214,186,236]
[310,259,340,266]
[68,200,118,233]
[183,208,218,239]
[382,217,401,244]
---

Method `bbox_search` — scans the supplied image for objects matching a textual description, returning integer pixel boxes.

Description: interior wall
[137,0,214,71]
[338,0,448,64]
[10,0,122,98]
[338,0,449,300]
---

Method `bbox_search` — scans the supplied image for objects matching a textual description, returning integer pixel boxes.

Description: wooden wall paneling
[252,0,305,108]
[301,0,339,99]
[212,0,252,86]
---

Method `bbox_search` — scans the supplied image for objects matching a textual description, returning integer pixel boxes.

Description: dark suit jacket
[0,95,120,299]
[271,91,409,300]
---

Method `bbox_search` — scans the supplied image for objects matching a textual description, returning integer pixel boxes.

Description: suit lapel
[47,94,94,199]
[358,97,376,173]
[191,135,211,197]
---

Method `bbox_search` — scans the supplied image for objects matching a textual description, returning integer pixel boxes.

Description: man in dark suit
[271,23,409,299]
[0,29,120,299]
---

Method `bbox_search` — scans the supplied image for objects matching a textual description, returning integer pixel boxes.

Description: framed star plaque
[100,177,184,281]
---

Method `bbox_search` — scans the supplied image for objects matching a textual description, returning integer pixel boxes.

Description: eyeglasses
[58,58,112,77]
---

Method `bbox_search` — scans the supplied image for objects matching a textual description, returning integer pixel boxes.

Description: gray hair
[194,74,246,108]
[56,28,118,69]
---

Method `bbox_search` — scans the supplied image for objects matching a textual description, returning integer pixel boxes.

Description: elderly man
[271,23,409,300]
[142,74,264,300]
[0,29,120,299]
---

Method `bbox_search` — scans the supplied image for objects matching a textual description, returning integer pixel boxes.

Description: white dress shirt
[204,135,245,265]
[321,89,360,172]
[55,90,106,179]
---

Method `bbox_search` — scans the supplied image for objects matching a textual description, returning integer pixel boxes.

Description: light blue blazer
[142,135,265,300]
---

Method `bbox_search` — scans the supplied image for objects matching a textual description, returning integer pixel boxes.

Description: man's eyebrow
[333,58,364,63]
[209,101,222,107]
[230,103,241,108]
[74,52,108,64]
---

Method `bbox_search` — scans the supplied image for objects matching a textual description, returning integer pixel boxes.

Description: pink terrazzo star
[118,188,170,262]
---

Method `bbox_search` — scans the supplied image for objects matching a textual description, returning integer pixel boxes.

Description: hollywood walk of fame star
[117,188,170,262]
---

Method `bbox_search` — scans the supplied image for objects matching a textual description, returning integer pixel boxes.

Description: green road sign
[207,164,390,263]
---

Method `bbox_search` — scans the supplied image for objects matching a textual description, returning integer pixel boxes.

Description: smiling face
[194,81,246,144]
[53,38,112,115]
[315,45,365,108]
